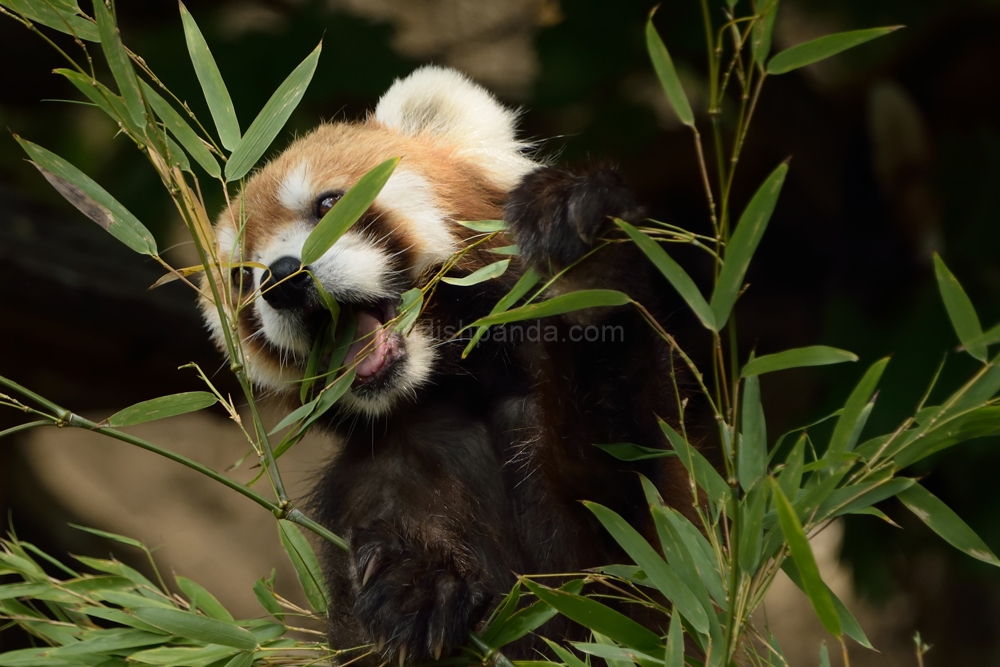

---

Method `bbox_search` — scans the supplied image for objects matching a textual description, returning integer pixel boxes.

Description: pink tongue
[345,310,389,378]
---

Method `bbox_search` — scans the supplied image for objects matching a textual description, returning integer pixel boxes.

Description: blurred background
[1,0,999,664]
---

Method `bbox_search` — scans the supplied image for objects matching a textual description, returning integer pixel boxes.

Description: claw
[362,553,380,587]
[397,645,408,666]
[432,634,444,661]
[375,637,386,653]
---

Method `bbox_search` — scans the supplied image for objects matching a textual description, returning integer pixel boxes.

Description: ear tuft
[375,66,537,188]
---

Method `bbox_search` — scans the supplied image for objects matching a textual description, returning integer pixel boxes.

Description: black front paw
[505,166,641,271]
[351,526,489,663]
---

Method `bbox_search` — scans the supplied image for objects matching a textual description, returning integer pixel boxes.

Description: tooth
[362,555,379,586]
[397,645,408,666]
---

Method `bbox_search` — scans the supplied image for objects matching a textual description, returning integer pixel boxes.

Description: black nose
[261,256,312,310]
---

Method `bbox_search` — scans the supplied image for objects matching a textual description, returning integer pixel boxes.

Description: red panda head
[201,66,538,416]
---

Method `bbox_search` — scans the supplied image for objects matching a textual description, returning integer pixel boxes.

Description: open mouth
[340,299,405,388]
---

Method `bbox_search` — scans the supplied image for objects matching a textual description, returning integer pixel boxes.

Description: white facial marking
[376,169,455,276]
[278,161,314,212]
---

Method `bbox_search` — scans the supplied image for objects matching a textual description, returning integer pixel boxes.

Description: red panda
[203,66,691,664]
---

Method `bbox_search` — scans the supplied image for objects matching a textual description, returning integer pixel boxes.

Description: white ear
[375,66,537,188]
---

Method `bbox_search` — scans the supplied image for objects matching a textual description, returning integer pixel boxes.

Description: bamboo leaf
[395,288,423,336]
[142,82,221,178]
[130,644,239,666]
[468,290,631,328]
[179,2,240,150]
[252,579,283,621]
[782,559,873,649]
[898,483,1000,567]
[462,268,541,358]
[56,68,143,137]
[934,253,987,362]
[93,0,146,129]
[176,576,234,622]
[300,156,399,264]
[741,346,858,377]
[2,0,99,40]
[738,482,768,575]
[826,358,888,461]
[487,580,583,648]
[442,259,510,286]
[51,629,167,657]
[105,392,217,427]
[132,608,257,649]
[777,433,806,501]
[226,42,322,181]
[710,163,788,328]
[456,219,506,232]
[585,502,710,635]
[665,612,683,667]
[222,652,256,667]
[16,137,157,254]
[767,26,903,75]
[276,519,329,613]
[646,10,694,127]
[521,579,662,656]
[751,0,779,65]
[770,480,841,636]
[542,638,590,667]
[593,443,675,461]
[739,374,767,490]
[962,321,1000,352]
[659,419,731,513]
[572,642,663,666]
[617,220,715,330]
[69,523,145,549]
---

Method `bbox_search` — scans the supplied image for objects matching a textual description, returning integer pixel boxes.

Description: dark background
[1,0,999,663]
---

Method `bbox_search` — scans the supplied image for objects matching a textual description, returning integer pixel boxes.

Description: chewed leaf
[180,2,240,150]
[105,392,217,427]
[300,157,400,264]
[934,253,987,362]
[226,42,323,181]
[17,137,157,255]
[441,260,510,286]
[898,483,1000,567]
[741,346,858,377]
[646,10,694,126]
[767,26,903,75]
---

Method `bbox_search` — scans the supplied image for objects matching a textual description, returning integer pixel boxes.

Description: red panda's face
[201,67,537,416]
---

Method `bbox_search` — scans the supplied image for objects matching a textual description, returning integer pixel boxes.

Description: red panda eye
[314,192,344,219]
[230,266,253,293]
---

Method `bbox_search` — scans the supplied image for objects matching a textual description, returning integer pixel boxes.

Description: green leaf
[593,443,676,462]
[51,629,167,657]
[395,287,423,336]
[132,608,257,649]
[457,219,506,232]
[665,612,683,667]
[179,2,240,150]
[300,320,333,404]
[893,405,1000,467]
[934,253,987,362]
[646,10,694,126]
[176,576,234,622]
[56,69,143,137]
[738,482,768,575]
[462,268,541,358]
[770,480,841,637]
[226,42,322,181]
[105,392,217,427]
[739,374,767,491]
[130,644,239,667]
[299,156,399,263]
[816,477,914,521]
[751,0,779,65]
[849,506,901,528]
[481,583,522,643]
[767,26,903,75]
[659,419,731,513]
[617,220,714,330]
[221,652,256,667]
[0,647,77,667]
[92,0,146,129]
[69,523,145,549]
[572,642,663,666]
[78,606,168,634]
[487,580,584,648]
[741,346,858,377]
[490,245,520,256]
[252,578,284,621]
[442,259,510,286]
[826,358,888,461]
[819,644,831,667]
[469,290,631,328]
[141,82,221,178]
[521,579,662,656]
[3,0,99,40]
[962,321,1000,352]
[898,483,1000,567]
[0,583,53,601]
[777,433,806,501]
[585,502,710,635]
[73,555,159,591]
[541,638,590,667]
[15,137,157,254]
[269,397,318,436]
[782,560,872,649]
[710,163,788,328]
[276,519,329,613]
[651,505,727,610]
